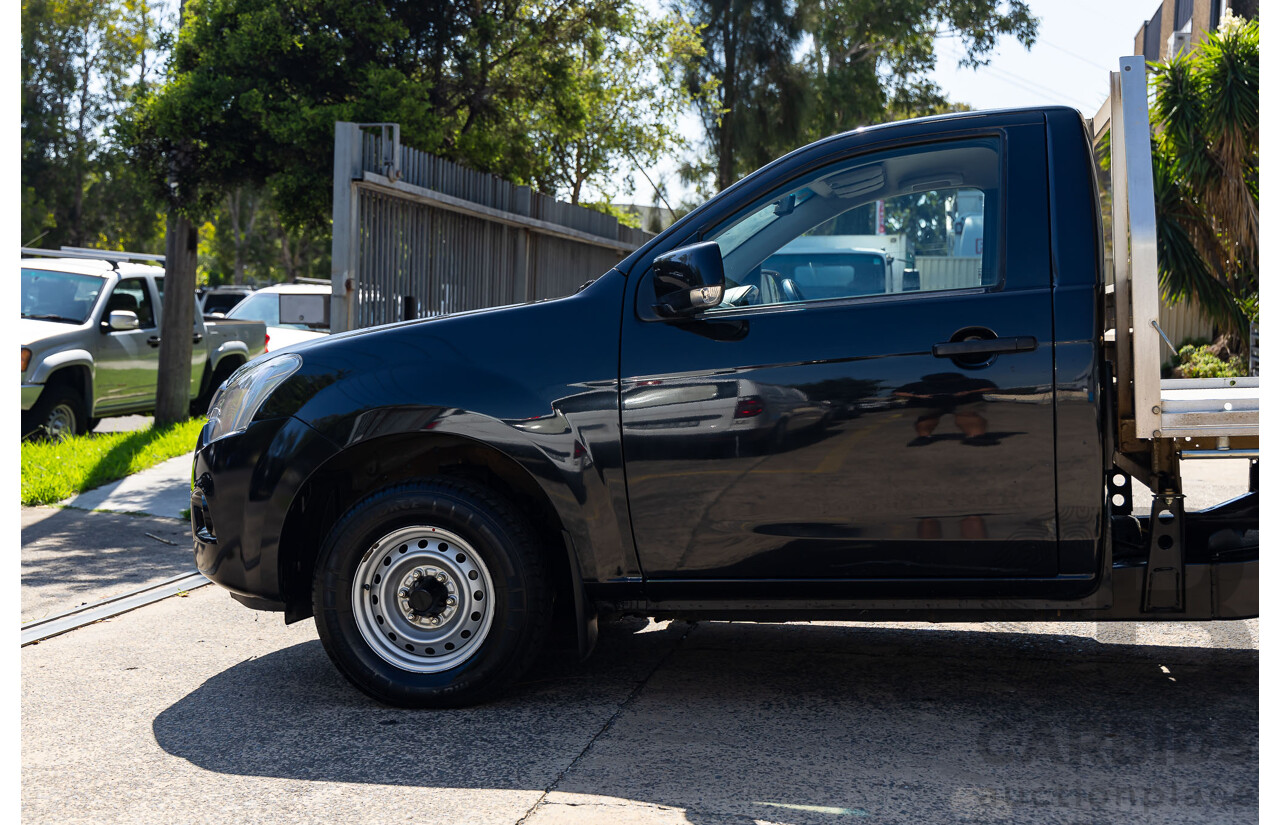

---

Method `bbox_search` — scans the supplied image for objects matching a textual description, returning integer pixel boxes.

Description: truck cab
[189,60,1257,708]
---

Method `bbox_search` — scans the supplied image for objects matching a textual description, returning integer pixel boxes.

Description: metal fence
[1250,321,1259,376]
[331,122,653,331]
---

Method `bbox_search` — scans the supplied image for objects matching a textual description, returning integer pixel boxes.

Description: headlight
[206,354,302,442]
[21,348,31,373]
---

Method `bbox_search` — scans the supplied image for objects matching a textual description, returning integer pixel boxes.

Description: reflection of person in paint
[892,372,1000,447]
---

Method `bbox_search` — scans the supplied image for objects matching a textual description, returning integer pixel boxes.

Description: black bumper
[191,415,340,608]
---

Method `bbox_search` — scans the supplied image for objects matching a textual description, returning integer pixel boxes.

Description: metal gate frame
[330,122,650,332]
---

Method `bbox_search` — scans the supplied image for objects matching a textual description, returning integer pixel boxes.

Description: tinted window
[203,293,248,315]
[704,138,1000,311]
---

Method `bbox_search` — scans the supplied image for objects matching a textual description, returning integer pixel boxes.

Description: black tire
[23,384,88,441]
[312,478,551,708]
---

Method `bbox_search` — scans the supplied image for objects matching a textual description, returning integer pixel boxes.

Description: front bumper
[191,415,340,608]
[21,384,42,411]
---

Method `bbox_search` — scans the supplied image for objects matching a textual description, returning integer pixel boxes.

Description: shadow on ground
[152,619,1257,824]
[21,506,192,621]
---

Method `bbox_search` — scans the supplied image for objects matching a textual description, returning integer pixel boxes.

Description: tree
[678,0,806,192]
[676,0,1037,191]
[1149,12,1258,345]
[22,0,169,250]
[525,4,711,205]
[128,0,696,421]
[127,0,689,232]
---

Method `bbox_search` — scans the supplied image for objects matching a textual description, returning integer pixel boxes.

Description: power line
[1041,40,1112,71]
[936,44,1097,110]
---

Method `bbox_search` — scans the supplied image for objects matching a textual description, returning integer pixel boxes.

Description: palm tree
[1149,12,1258,348]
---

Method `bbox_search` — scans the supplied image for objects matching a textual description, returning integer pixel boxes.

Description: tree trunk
[716,9,739,192]
[227,188,260,285]
[155,211,198,425]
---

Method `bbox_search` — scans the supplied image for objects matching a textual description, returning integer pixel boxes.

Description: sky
[614,0,1167,207]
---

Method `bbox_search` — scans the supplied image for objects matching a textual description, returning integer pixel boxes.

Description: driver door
[620,126,1060,594]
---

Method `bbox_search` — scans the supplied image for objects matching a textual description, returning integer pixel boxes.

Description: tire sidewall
[314,483,544,707]
[27,385,86,440]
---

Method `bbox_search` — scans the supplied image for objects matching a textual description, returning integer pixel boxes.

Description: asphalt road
[20,461,1257,824]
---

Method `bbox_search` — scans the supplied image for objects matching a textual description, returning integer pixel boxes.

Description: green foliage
[525,6,711,204]
[21,418,205,506]
[677,0,1038,191]
[22,0,170,251]
[1175,344,1247,379]
[126,0,420,228]
[1149,13,1258,342]
[126,0,697,229]
[199,189,330,285]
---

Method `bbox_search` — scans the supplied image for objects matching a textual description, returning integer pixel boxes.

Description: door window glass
[705,138,1001,310]
[105,278,156,328]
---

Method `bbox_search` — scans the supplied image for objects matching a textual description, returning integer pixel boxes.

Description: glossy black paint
[651,241,727,317]
[620,119,1074,598]
[1045,107,1108,578]
[192,414,339,603]
[248,269,639,594]
[191,105,1184,622]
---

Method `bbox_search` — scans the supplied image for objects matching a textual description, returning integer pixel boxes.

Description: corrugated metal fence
[1158,296,1216,351]
[331,122,653,331]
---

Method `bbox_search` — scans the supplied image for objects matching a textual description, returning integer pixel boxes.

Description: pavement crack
[514,621,696,825]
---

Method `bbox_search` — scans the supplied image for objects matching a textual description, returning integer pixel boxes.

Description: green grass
[21,418,206,506]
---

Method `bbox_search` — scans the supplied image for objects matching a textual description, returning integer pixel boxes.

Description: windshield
[714,187,818,258]
[226,290,329,331]
[21,268,105,324]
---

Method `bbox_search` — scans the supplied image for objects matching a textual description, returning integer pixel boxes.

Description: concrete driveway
[22,586,1256,825]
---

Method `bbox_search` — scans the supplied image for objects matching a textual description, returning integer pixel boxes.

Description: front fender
[278,269,637,586]
[300,395,633,589]
[30,348,95,386]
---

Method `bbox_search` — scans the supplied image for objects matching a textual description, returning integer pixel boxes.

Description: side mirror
[106,310,140,332]
[652,241,725,318]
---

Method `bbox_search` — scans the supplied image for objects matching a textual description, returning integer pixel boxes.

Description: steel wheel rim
[45,403,76,440]
[352,525,496,673]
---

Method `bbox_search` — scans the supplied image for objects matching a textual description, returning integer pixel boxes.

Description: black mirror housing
[652,241,726,318]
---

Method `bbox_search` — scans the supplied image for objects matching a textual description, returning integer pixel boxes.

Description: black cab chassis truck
[191,58,1258,707]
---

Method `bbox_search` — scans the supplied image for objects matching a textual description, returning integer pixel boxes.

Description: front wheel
[312,479,551,707]
[23,385,87,441]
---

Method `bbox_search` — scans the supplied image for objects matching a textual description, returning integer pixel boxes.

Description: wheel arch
[210,340,250,370]
[200,351,246,395]
[31,350,94,401]
[44,363,93,411]
[276,432,590,650]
